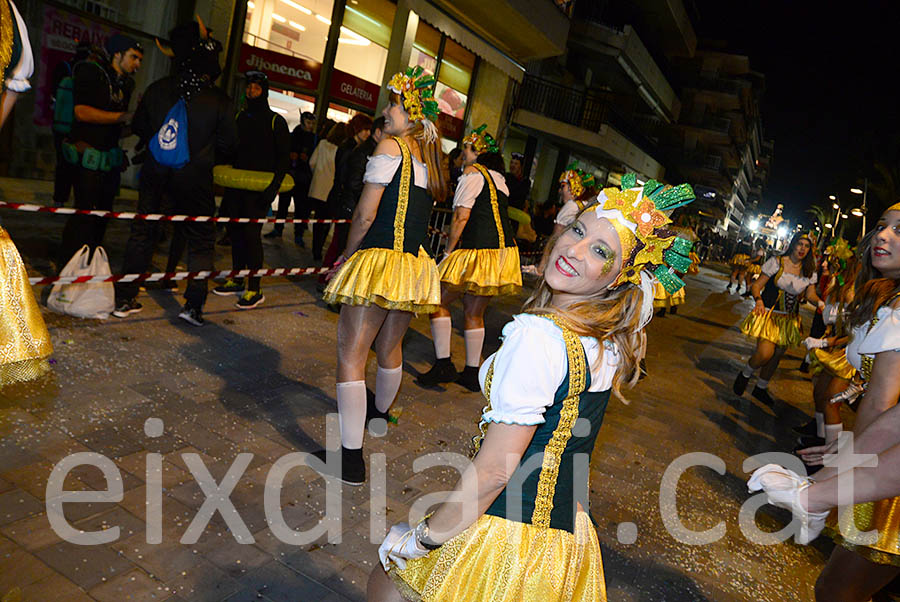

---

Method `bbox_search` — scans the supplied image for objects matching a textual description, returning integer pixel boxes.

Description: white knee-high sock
[756,378,769,390]
[464,328,485,367]
[375,365,403,413]
[742,362,755,378]
[336,380,366,449]
[824,423,843,444]
[815,412,825,438]
[431,316,452,360]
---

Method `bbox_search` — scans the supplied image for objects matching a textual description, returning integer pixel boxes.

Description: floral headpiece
[387,66,439,124]
[594,173,696,292]
[826,238,854,286]
[558,163,594,198]
[462,124,498,154]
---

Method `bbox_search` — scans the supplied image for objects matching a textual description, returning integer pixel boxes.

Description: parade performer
[726,237,752,294]
[748,203,900,602]
[733,232,823,405]
[741,240,766,297]
[653,226,697,317]
[0,0,33,129]
[315,67,446,485]
[416,125,521,391]
[368,174,696,601]
[553,164,598,232]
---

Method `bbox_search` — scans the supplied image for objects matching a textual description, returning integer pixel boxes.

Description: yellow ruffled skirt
[810,347,856,381]
[740,310,802,347]
[438,247,522,296]
[687,252,700,275]
[392,512,605,602]
[323,246,440,313]
[730,253,750,268]
[746,263,762,276]
[826,497,900,566]
[652,280,685,309]
[0,227,53,386]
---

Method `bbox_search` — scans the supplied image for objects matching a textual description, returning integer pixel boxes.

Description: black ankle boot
[752,386,775,406]
[457,366,481,392]
[308,446,365,485]
[416,357,458,386]
[733,372,750,395]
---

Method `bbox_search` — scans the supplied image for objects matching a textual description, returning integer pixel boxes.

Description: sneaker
[416,358,458,387]
[791,420,818,438]
[307,447,365,486]
[263,229,283,239]
[178,305,205,327]
[213,279,244,296]
[457,365,481,392]
[112,299,143,318]
[733,372,750,396]
[752,386,775,406]
[236,290,264,309]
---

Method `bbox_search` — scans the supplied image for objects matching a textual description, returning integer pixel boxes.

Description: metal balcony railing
[512,75,661,158]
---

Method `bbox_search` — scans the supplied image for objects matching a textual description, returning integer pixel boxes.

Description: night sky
[692,1,900,237]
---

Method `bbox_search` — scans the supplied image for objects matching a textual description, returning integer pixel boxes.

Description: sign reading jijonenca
[239,43,322,91]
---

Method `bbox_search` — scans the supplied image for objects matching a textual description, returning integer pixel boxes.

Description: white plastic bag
[47,245,115,319]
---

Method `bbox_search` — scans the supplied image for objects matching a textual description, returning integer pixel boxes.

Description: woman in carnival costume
[416,125,521,391]
[316,67,447,485]
[749,203,900,602]
[794,247,859,448]
[733,232,824,405]
[653,226,697,317]
[726,238,752,294]
[1,0,53,387]
[537,165,597,273]
[740,239,767,297]
[368,174,696,602]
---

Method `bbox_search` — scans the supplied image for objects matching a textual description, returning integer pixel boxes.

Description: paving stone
[1,512,62,551]
[0,548,55,591]
[0,489,44,526]
[18,571,94,601]
[33,540,134,590]
[235,560,336,602]
[89,567,167,602]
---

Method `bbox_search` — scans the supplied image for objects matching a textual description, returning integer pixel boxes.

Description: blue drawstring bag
[149,98,190,168]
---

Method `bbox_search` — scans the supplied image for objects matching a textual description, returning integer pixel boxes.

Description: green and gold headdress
[559,162,594,199]
[462,124,499,154]
[387,66,440,124]
[593,173,696,292]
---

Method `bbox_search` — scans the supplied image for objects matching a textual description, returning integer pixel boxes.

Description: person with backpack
[111,19,237,325]
[49,39,92,207]
[56,34,143,270]
[265,110,317,245]
[211,71,290,309]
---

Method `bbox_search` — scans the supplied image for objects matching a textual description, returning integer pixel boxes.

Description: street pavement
[1,184,834,601]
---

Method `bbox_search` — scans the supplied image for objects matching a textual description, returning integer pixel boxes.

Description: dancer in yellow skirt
[749,203,900,601]
[368,174,696,601]
[733,233,823,406]
[726,237,752,294]
[740,240,767,297]
[653,227,697,317]
[416,125,521,392]
[0,226,53,386]
[315,67,446,484]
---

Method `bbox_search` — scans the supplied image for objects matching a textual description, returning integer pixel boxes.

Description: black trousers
[52,133,75,206]
[308,197,331,260]
[222,189,268,292]
[57,164,118,268]
[115,161,216,309]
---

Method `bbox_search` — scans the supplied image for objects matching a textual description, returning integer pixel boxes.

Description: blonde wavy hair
[389,91,447,204]
[523,209,646,403]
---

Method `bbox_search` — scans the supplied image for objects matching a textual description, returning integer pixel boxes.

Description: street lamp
[851,178,868,235]
[824,223,833,229]
[748,218,760,232]
[829,195,837,201]
[851,207,865,217]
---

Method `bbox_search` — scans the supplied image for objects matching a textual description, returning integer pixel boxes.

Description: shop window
[244,0,334,62]
[269,87,316,131]
[409,21,441,76]
[435,39,474,121]
[333,0,395,85]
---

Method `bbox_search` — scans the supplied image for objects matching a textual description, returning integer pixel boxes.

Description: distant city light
[777,225,788,238]
[832,202,840,210]
[824,223,833,229]
[748,219,760,232]
[850,187,864,195]
[828,195,836,201]
[841,213,848,219]
[851,207,865,217]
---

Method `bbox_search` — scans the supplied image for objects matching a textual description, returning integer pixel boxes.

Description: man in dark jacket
[211,71,290,309]
[49,39,92,207]
[57,34,142,269]
[112,21,237,326]
[318,116,382,283]
[265,111,316,245]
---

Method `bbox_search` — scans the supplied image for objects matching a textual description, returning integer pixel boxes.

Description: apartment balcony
[677,113,733,146]
[568,22,680,121]
[510,75,665,178]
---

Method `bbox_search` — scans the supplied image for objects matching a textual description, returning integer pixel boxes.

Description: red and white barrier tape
[29,266,331,286]
[0,201,350,225]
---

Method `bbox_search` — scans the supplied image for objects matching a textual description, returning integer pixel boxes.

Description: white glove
[378,523,428,571]
[747,464,830,544]
[830,381,865,405]
[803,337,829,350]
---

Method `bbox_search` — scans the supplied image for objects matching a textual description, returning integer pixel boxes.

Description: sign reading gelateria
[238,43,321,91]
[328,69,379,112]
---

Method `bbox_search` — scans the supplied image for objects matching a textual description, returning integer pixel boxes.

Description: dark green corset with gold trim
[458,165,517,250]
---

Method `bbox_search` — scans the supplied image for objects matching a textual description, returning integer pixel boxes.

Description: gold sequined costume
[392,316,607,601]
[0,227,53,385]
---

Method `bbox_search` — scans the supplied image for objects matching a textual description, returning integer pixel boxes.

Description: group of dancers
[742,204,900,601]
